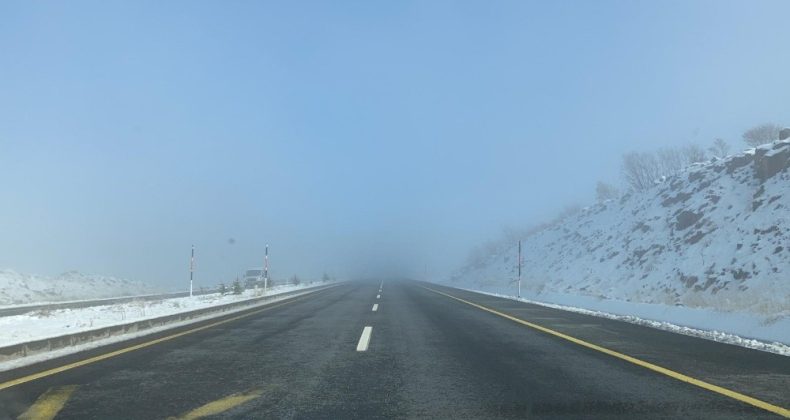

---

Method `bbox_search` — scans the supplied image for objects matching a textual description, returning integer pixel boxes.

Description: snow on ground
[0,269,156,306]
[0,283,322,347]
[448,140,790,351]
[464,287,790,356]
[0,284,331,372]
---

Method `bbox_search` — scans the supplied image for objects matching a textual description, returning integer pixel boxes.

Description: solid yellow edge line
[169,389,263,420]
[422,286,790,418]
[17,384,78,420]
[0,287,333,392]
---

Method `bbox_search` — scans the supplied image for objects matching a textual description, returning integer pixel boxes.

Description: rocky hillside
[0,270,155,306]
[450,140,790,316]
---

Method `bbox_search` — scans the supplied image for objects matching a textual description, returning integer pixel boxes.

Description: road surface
[0,280,788,419]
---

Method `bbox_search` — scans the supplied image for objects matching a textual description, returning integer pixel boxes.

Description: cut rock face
[754,143,790,181]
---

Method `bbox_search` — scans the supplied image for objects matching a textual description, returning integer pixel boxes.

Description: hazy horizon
[2,1,789,291]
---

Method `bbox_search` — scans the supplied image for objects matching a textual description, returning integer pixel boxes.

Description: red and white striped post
[189,245,195,297]
[518,240,522,298]
[264,244,269,292]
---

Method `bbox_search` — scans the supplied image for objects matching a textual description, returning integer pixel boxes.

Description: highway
[0,280,788,419]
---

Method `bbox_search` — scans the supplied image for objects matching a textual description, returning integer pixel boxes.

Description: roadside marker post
[189,245,195,298]
[517,240,522,298]
[264,244,269,293]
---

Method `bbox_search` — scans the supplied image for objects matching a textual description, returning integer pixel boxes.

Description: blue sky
[1,1,788,289]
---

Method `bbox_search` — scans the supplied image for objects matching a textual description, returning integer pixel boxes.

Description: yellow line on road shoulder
[421,286,790,418]
[0,287,335,392]
[17,385,78,420]
[169,389,263,420]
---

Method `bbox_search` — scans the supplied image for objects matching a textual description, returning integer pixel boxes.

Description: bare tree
[595,181,619,201]
[742,123,781,146]
[652,144,708,177]
[622,152,662,191]
[656,148,685,176]
[683,144,707,164]
[708,138,730,158]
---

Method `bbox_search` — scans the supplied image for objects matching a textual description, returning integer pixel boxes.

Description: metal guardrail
[0,283,334,364]
[0,288,222,317]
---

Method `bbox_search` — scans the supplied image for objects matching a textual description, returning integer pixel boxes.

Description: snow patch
[0,269,156,306]
[464,288,790,356]
[0,284,331,372]
[0,283,322,347]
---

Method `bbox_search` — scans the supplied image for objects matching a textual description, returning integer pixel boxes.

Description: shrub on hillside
[596,181,619,201]
[742,123,781,146]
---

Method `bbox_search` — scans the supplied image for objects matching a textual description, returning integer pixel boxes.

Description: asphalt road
[0,280,788,419]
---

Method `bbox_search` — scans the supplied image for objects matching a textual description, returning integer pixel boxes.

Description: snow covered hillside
[449,140,790,343]
[0,270,155,306]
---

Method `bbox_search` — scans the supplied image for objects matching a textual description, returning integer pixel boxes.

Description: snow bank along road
[0,289,217,318]
[0,284,320,350]
[0,281,788,419]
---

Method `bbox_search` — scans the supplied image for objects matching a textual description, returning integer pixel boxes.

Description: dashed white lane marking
[356,326,373,351]
[372,304,378,312]
[376,294,380,299]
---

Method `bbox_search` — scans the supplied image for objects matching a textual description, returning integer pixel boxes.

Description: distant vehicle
[242,268,269,289]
